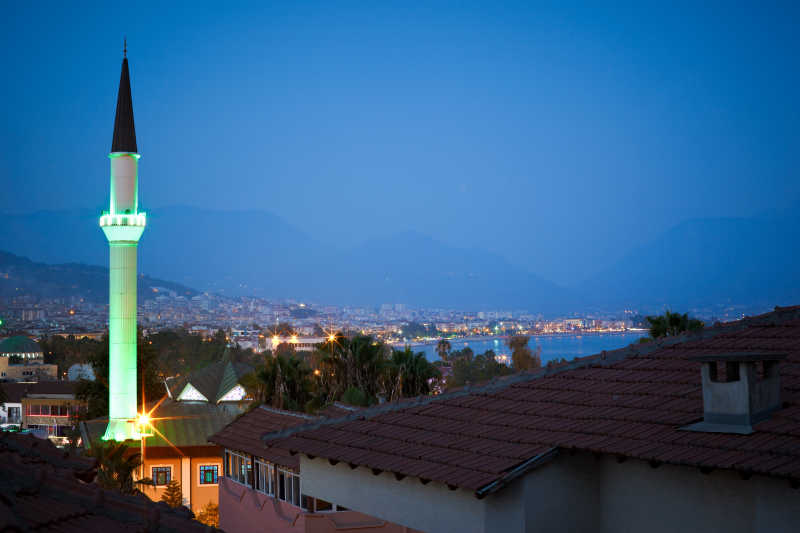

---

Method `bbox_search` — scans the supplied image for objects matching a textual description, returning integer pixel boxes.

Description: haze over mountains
[1,207,797,312]
[0,250,195,303]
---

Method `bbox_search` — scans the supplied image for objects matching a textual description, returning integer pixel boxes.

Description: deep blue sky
[1,1,798,285]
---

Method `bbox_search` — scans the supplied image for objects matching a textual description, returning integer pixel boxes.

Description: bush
[341,386,369,407]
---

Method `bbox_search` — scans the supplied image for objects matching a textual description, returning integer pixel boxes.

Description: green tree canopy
[646,311,704,339]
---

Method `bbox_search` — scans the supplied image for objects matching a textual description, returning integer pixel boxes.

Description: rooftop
[262,306,800,496]
[0,432,218,532]
[1,381,79,403]
[0,335,42,355]
[82,398,246,450]
[209,405,319,469]
[168,359,252,404]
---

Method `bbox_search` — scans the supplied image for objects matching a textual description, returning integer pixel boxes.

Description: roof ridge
[258,405,318,420]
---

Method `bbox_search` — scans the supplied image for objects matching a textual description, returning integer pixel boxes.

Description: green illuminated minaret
[101,44,146,441]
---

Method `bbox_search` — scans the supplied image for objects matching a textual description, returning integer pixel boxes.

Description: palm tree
[646,311,703,339]
[436,339,451,363]
[388,347,440,400]
[87,440,142,494]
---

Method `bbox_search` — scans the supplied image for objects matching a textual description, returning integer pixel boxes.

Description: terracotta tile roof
[0,432,217,532]
[262,306,800,494]
[208,405,319,469]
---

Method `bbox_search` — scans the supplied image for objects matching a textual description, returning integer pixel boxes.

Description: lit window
[152,466,171,486]
[199,465,218,485]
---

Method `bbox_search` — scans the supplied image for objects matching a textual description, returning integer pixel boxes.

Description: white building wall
[300,456,486,533]
[300,451,800,533]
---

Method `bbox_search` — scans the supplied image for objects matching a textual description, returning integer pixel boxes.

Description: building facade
[210,404,418,533]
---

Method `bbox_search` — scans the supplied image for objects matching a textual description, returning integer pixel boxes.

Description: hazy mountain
[0,207,573,310]
[578,214,800,309]
[3,207,795,311]
[0,250,196,303]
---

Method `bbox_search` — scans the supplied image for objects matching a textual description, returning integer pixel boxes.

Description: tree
[387,347,441,400]
[160,479,183,508]
[436,339,451,362]
[646,311,704,339]
[450,349,514,388]
[87,440,142,494]
[506,335,541,371]
[196,502,219,527]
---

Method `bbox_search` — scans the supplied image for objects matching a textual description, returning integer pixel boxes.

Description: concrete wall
[300,452,800,533]
[597,455,800,533]
[301,456,482,533]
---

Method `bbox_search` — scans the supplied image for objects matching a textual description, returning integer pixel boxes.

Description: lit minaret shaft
[101,45,146,441]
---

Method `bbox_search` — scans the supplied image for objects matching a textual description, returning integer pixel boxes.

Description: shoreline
[389,329,647,348]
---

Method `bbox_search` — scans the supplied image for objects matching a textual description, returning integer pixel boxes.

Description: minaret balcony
[100,212,147,227]
[100,212,146,243]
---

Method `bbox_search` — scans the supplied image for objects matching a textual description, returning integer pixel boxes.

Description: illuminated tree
[196,502,219,527]
[160,479,183,508]
[436,339,451,362]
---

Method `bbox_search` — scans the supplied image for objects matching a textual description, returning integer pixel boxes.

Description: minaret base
[102,418,142,442]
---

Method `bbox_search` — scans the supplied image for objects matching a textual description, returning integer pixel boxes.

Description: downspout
[475,447,559,499]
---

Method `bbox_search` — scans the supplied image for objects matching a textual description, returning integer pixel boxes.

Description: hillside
[0,250,197,303]
[0,208,574,311]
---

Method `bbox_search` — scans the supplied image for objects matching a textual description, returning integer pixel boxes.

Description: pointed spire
[111,43,137,153]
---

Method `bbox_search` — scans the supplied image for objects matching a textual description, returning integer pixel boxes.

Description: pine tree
[160,479,183,508]
[196,502,219,527]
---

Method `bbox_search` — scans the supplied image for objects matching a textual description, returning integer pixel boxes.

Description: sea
[405,332,646,364]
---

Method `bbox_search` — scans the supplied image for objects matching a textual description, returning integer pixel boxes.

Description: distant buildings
[0,335,57,381]
[0,381,85,445]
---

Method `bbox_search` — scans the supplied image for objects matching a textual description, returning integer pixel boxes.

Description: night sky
[2,1,798,285]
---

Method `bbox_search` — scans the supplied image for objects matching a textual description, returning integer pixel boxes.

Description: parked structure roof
[209,405,319,469]
[0,432,217,532]
[262,306,800,495]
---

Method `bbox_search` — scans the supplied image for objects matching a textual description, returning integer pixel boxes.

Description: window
[152,466,171,486]
[255,460,274,495]
[224,450,251,486]
[199,465,218,485]
[276,467,301,507]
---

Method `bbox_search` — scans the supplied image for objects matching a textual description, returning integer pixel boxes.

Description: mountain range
[0,250,195,303]
[1,207,797,312]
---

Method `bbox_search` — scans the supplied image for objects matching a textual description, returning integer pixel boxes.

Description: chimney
[684,352,786,434]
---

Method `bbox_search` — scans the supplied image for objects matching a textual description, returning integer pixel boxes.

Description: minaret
[101,43,146,441]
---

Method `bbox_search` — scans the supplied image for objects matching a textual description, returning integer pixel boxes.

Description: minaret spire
[111,43,137,153]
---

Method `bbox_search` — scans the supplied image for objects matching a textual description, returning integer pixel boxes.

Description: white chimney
[684,352,786,435]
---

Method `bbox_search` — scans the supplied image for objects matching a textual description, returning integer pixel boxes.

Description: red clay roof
[0,432,217,532]
[263,306,800,493]
[208,405,319,469]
